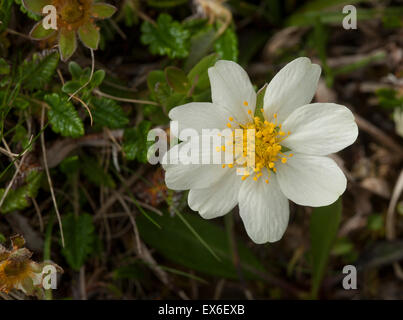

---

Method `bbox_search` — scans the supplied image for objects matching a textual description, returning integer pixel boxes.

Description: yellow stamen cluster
[218,101,293,183]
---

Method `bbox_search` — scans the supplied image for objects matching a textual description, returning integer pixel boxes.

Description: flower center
[52,0,92,29]
[220,103,293,183]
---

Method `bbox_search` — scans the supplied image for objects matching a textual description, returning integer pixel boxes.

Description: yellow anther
[241,176,247,181]
[279,131,285,136]
[227,123,232,128]
[222,164,226,168]
[247,109,252,115]
[281,157,287,163]
[253,177,258,181]
[269,162,275,168]
[216,146,221,152]
[221,146,225,151]
[273,168,277,172]
[273,113,277,118]
[228,164,234,168]
[243,101,248,106]
[229,117,234,121]
[289,153,293,157]
[265,179,269,184]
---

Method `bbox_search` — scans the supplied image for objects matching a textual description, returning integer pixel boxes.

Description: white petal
[264,57,321,123]
[276,153,347,207]
[188,168,241,219]
[281,103,358,156]
[169,102,230,135]
[208,60,256,123]
[163,142,228,190]
[165,163,227,191]
[238,172,289,244]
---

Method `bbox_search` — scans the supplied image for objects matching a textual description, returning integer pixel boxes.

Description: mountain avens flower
[23,0,116,61]
[163,58,358,244]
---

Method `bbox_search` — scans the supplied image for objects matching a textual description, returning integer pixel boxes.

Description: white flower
[163,58,358,244]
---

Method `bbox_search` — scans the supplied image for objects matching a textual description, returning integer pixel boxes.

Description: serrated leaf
[141,13,190,59]
[61,213,95,271]
[20,51,59,90]
[214,27,238,62]
[310,198,342,298]
[123,121,152,163]
[45,93,85,138]
[90,97,129,129]
[137,210,265,279]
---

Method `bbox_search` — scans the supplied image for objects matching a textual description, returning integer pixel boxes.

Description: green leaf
[78,21,100,50]
[68,61,83,79]
[22,0,51,14]
[187,53,219,92]
[59,30,77,61]
[61,213,95,271]
[146,72,189,111]
[45,93,85,138]
[90,97,129,129]
[310,198,342,298]
[165,66,189,93]
[123,121,152,163]
[81,156,116,188]
[91,69,105,87]
[62,80,82,94]
[140,13,190,59]
[214,27,238,62]
[20,50,59,90]
[29,20,56,39]
[184,27,216,71]
[137,210,265,279]
[90,3,117,19]
[0,170,43,214]
[15,0,41,20]
[147,70,166,100]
